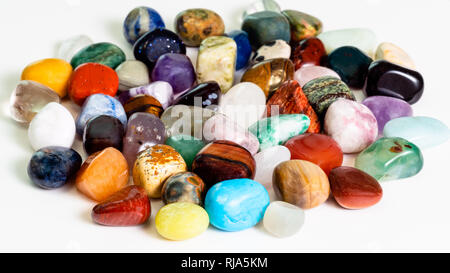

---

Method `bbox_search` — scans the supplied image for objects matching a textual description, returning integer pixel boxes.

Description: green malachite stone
[70,42,126,69]
[165,135,206,169]
[355,137,424,182]
[302,76,355,119]
[249,114,310,151]
[281,10,323,43]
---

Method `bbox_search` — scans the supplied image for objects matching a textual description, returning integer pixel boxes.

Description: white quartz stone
[252,40,291,64]
[317,28,377,58]
[56,35,93,62]
[254,145,291,185]
[263,201,305,238]
[115,60,150,91]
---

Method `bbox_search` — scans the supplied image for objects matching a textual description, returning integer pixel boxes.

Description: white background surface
[0,0,449,252]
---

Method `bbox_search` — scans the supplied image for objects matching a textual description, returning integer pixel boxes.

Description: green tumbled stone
[355,137,423,182]
[249,114,310,151]
[165,135,206,169]
[282,10,322,43]
[71,42,126,69]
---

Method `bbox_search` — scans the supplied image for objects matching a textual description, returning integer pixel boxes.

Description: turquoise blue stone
[205,178,270,232]
[227,30,252,70]
[383,116,450,149]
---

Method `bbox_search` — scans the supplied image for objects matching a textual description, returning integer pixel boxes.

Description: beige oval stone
[375,42,415,70]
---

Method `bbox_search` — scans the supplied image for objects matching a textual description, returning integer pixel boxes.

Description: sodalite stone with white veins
[123,6,165,45]
[252,40,291,64]
[263,201,305,237]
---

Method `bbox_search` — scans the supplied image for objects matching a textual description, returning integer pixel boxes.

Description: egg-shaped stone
[115,60,150,91]
[152,53,196,95]
[282,10,322,43]
[83,115,125,155]
[251,40,291,64]
[263,201,305,237]
[291,37,327,70]
[375,42,415,70]
[70,42,126,69]
[161,172,206,205]
[123,6,165,45]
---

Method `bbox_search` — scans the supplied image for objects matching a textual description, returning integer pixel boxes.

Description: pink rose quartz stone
[294,65,341,87]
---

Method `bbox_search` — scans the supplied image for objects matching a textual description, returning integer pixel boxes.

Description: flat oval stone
[27,146,82,189]
[284,133,343,175]
[355,137,424,182]
[294,65,340,87]
[115,60,150,91]
[327,46,373,88]
[291,37,327,70]
[192,140,256,188]
[362,96,413,133]
[254,145,291,185]
[175,9,225,47]
[123,95,163,118]
[365,60,424,104]
[197,36,237,93]
[252,40,291,64]
[281,10,322,43]
[165,135,205,169]
[324,99,378,153]
[119,81,173,109]
[205,178,270,231]
[263,201,305,237]
[152,53,196,95]
[383,116,450,149]
[375,42,415,70]
[173,82,221,110]
[28,102,75,150]
[83,115,124,155]
[57,35,93,62]
[273,160,330,209]
[161,172,206,205]
[329,166,383,209]
[70,42,125,69]
[302,76,355,119]
[227,30,252,70]
[318,28,377,57]
[123,6,165,45]
[266,80,320,133]
[242,11,290,50]
[249,114,310,151]
[241,58,294,98]
[242,0,281,21]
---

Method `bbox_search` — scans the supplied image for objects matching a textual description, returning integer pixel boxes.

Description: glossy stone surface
[161,172,206,205]
[123,6,165,45]
[119,81,173,109]
[123,112,165,169]
[383,116,450,149]
[155,202,209,241]
[327,46,373,88]
[123,95,163,118]
[317,28,377,57]
[282,10,322,43]
[242,0,281,20]
[197,36,237,93]
[9,80,60,123]
[263,201,305,237]
[115,60,150,91]
[68,63,119,106]
[252,40,291,64]
[302,76,355,118]
[70,42,125,69]
[294,65,340,87]
[324,99,378,153]
[362,96,413,133]
[28,102,75,151]
[254,145,291,185]
[291,37,327,70]
[365,60,424,104]
[329,167,383,209]
[27,146,82,189]
[76,147,129,202]
[83,115,124,155]
[76,94,127,135]
[21,58,72,98]
[175,9,225,47]
[173,82,221,109]
[205,178,270,232]
[266,80,320,133]
[241,58,294,98]
[355,137,424,182]
[273,160,330,209]
[249,114,310,151]
[133,145,187,198]
[284,133,343,175]
[57,35,93,62]
[228,30,252,70]
[375,42,415,70]
[92,185,151,226]
[165,135,205,169]
[192,140,256,188]
[152,53,196,95]
[242,11,290,50]
[133,28,186,70]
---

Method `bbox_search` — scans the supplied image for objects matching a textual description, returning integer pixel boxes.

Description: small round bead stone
[263,201,305,237]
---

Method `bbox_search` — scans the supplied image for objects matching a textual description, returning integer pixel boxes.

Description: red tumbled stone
[291,37,327,70]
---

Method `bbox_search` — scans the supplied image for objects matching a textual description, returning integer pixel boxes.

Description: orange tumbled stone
[76,147,129,202]
[123,95,163,118]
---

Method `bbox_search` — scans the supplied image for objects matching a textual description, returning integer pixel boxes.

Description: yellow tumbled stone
[21,58,73,98]
[155,202,209,241]
[375,42,415,70]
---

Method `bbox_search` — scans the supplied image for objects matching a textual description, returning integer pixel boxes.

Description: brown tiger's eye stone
[123,95,163,118]
[291,37,327,70]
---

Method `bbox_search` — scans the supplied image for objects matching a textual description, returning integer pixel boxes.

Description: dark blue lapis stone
[173,81,221,110]
[27,146,82,189]
[227,30,252,70]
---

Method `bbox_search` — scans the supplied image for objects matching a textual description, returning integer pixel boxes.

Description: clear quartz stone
[263,201,305,238]
[57,35,93,62]
[242,0,281,21]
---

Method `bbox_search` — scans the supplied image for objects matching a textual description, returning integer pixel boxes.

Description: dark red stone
[291,37,327,70]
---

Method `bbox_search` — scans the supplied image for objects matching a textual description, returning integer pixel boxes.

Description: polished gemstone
[253,145,291,185]
[152,53,196,95]
[173,81,221,110]
[70,42,125,69]
[317,28,377,57]
[57,35,93,62]
[252,40,291,64]
[263,201,305,237]
[291,37,327,70]
[294,65,340,87]
[123,6,165,45]
[119,81,173,109]
[161,172,206,205]
[242,0,281,20]
[83,115,125,155]
[282,10,322,43]
[375,42,415,70]
[165,135,205,169]
[227,30,252,70]
[115,60,150,91]
[123,95,163,118]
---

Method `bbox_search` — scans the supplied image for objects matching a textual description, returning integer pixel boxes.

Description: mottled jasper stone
[123,6,165,45]
[266,80,320,133]
[329,167,383,209]
[355,137,424,182]
[83,115,125,155]
[175,9,225,47]
[317,28,377,57]
[365,60,424,104]
[228,30,252,70]
[70,42,126,69]
[152,53,196,95]
[282,10,322,43]
[302,76,355,119]
[119,81,173,109]
[273,160,330,209]
[252,40,291,64]
[375,42,415,70]
[294,65,340,87]
[192,140,256,188]
[123,95,163,118]
[242,0,281,21]
[327,46,373,88]
[173,81,221,109]
[291,37,327,70]
[115,60,150,91]
[241,58,294,98]
[284,133,343,175]
[165,135,205,169]
[161,172,206,205]
[57,35,93,62]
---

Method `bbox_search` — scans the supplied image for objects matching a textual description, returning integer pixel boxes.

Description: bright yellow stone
[21,58,73,98]
[155,202,209,241]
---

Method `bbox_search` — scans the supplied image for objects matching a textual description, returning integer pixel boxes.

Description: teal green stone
[355,137,423,182]
[165,135,206,169]
[383,116,449,149]
[249,114,310,151]
[70,42,126,69]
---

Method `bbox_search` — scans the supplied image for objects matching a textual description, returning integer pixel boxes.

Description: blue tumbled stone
[228,30,252,70]
[123,6,165,45]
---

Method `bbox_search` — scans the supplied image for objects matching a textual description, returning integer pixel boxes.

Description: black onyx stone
[83,115,125,155]
[173,81,221,110]
[327,46,373,88]
[365,60,424,104]
[133,28,186,70]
